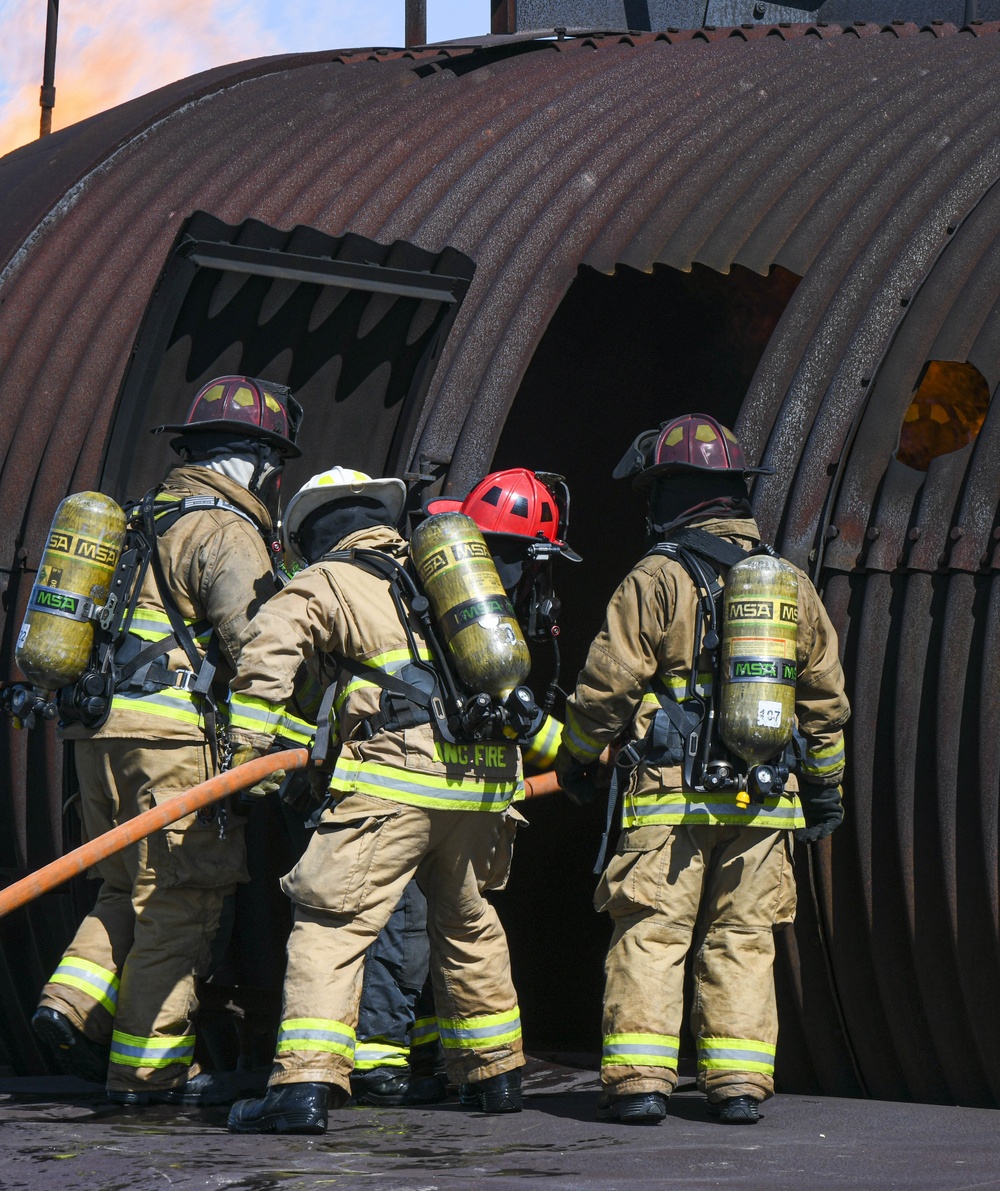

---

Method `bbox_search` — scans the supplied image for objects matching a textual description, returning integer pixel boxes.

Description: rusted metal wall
[1,23,999,1103]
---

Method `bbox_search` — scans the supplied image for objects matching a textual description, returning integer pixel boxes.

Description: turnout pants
[596,823,797,1103]
[354,879,431,1072]
[38,739,247,1093]
[270,792,524,1095]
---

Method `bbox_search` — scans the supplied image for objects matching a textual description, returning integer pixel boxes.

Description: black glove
[794,782,844,843]
[555,744,601,807]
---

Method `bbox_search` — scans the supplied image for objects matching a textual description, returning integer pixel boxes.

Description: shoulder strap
[646,526,751,573]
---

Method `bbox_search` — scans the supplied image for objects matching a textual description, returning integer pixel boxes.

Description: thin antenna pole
[405,0,427,47]
[39,0,59,137]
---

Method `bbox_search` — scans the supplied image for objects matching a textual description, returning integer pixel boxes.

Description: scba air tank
[15,492,126,692]
[719,553,799,771]
[410,511,531,699]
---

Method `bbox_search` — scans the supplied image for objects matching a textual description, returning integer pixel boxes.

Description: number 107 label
[757,701,783,728]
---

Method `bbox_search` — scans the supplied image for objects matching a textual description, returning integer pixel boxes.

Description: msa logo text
[727,600,774,621]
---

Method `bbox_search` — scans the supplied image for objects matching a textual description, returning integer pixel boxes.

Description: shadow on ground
[2,1057,999,1190]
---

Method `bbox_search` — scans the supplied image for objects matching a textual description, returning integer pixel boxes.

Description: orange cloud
[0,0,285,158]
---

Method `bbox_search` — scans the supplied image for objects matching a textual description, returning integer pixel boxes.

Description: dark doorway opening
[489,259,801,1053]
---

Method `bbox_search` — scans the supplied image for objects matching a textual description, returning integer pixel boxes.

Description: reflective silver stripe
[562,716,601,762]
[523,714,561,766]
[110,1030,195,1068]
[438,1016,521,1044]
[626,798,804,827]
[603,1042,679,1060]
[802,750,845,774]
[410,1018,440,1045]
[278,1027,354,1047]
[331,758,518,809]
[353,1041,409,1068]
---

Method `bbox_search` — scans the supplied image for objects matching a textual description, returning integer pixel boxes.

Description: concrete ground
[2,1058,999,1191]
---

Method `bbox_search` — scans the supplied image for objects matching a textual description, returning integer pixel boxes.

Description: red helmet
[426,468,580,561]
[614,413,771,491]
[153,375,303,457]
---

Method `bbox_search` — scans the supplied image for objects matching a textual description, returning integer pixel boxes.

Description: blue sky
[0,1,490,156]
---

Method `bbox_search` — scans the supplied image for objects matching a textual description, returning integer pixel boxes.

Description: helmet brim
[152,421,302,458]
[423,496,464,516]
[633,461,773,492]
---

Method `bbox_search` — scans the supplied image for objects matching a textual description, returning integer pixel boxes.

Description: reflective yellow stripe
[410,1016,440,1046]
[438,1007,521,1049]
[802,735,845,778]
[330,758,520,812]
[623,791,804,830]
[277,1017,355,1058]
[602,1032,680,1068]
[50,958,120,1016]
[110,1029,195,1068]
[652,671,713,700]
[562,708,602,762]
[229,692,284,734]
[110,687,204,726]
[128,607,211,645]
[522,714,562,770]
[353,1039,410,1069]
[333,647,436,713]
[698,1037,775,1074]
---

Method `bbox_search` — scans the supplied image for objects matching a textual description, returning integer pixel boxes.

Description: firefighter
[349,468,579,1106]
[32,376,303,1106]
[226,467,528,1134]
[555,414,849,1125]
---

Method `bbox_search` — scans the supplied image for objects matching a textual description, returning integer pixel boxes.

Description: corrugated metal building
[2,21,999,1105]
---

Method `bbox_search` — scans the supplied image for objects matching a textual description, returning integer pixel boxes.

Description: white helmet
[282,466,407,561]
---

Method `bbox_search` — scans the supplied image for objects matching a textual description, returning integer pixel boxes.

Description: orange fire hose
[0,749,310,920]
[524,770,561,799]
[0,752,561,919]
[0,750,565,920]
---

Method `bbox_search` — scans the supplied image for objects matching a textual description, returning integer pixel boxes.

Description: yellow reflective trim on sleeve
[228,692,283,735]
[562,708,603,762]
[522,713,562,770]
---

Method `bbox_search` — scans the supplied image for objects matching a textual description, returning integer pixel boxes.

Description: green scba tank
[15,492,126,692]
[410,511,531,699]
[719,554,799,770]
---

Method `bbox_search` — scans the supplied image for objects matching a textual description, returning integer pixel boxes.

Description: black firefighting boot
[463,1068,522,1113]
[595,1091,669,1124]
[31,1007,109,1083]
[711,1094,760,1124]
[228,1082,334,1134]
[350,1066,446,1107]
[107,1069,266,1107]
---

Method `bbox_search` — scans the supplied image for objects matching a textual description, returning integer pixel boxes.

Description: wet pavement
[2,1058,999,1190]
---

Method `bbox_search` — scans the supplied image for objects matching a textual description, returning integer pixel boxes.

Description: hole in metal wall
[895,360,990,471]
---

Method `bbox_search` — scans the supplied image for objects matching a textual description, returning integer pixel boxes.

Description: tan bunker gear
[563,516,849,1104]
[38,467,276,1093]
[229,525,526,1096]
